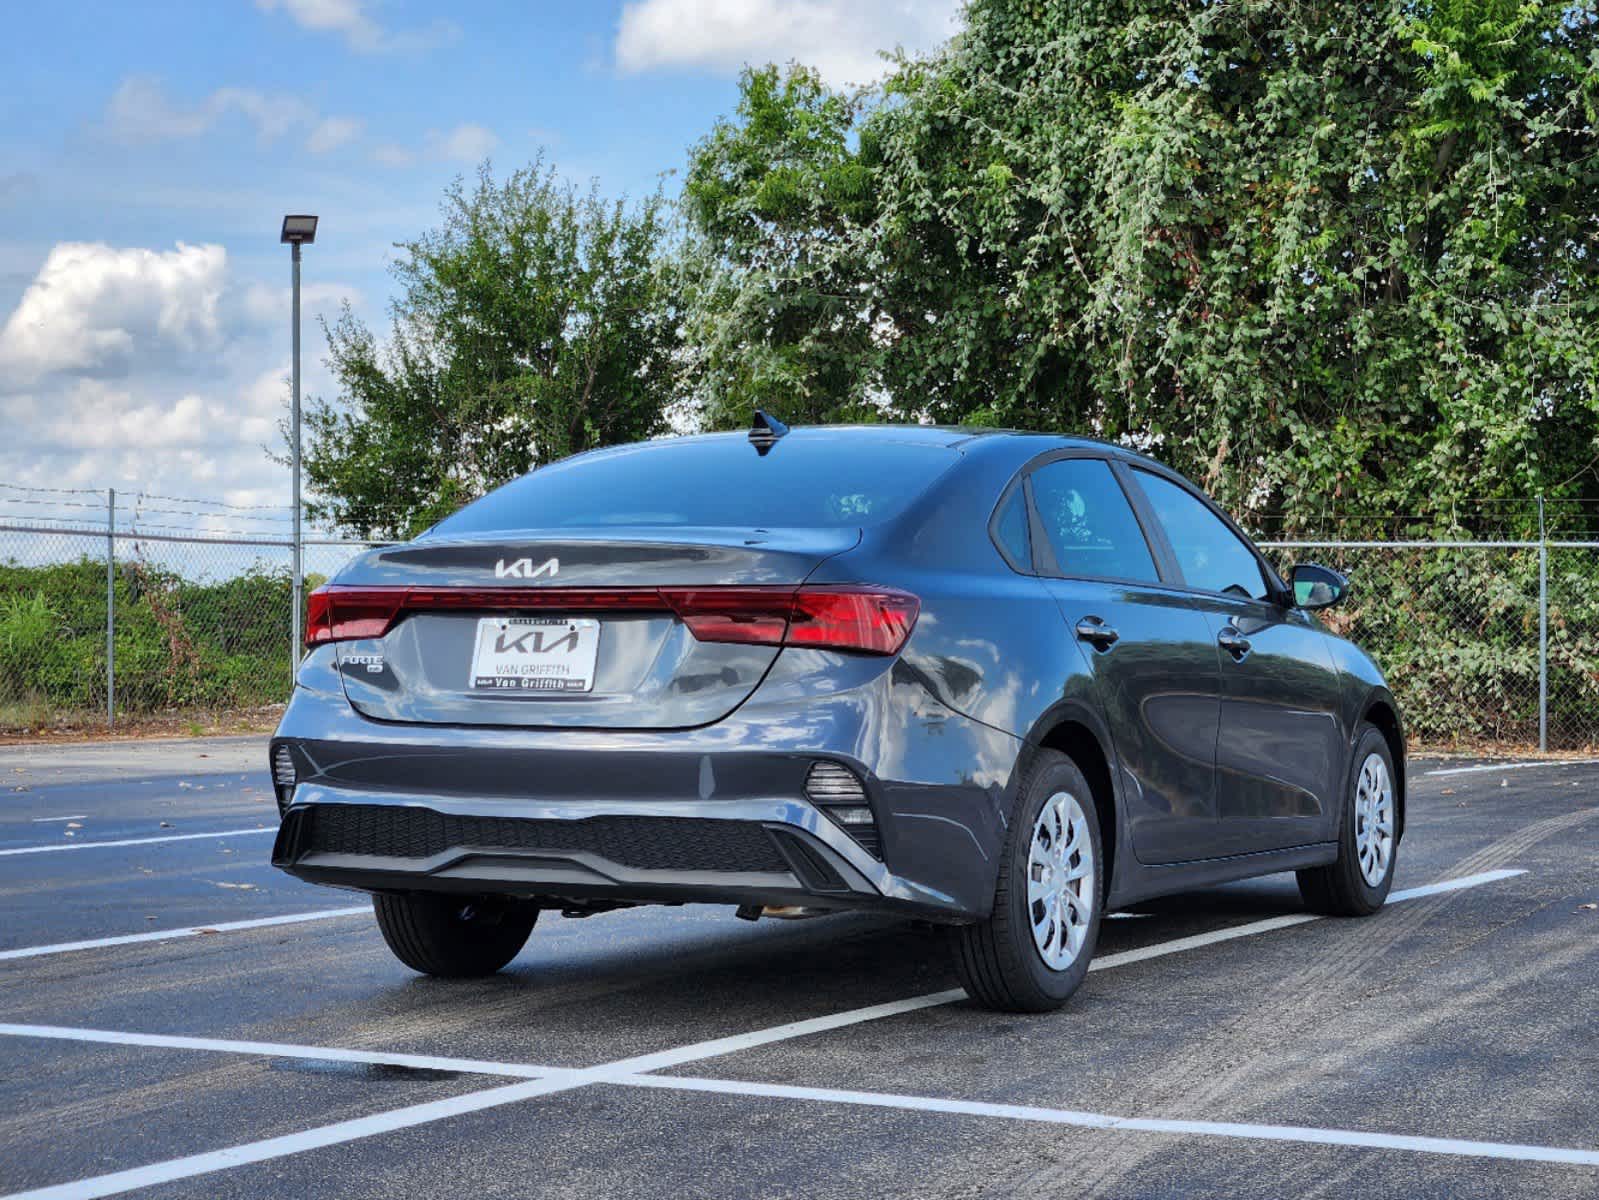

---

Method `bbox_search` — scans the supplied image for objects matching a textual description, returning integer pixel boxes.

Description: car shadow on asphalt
[370,876,1315,1028]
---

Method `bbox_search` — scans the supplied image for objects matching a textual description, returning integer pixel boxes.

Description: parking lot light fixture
[280,214,318,245]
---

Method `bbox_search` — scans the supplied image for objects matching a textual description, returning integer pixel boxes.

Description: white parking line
[623,1074,1599,1168]
[1425,759,1599,777]
[0,867,1535,1199]
[0,907,369,962]
[2,1078,579,1200]
[1386,869,1527,900]
[570,869,1520,1079]
[0,828,274,857]
[1083,868,1524,973]
[599,989,968,1076]
[0,1023,566,1080]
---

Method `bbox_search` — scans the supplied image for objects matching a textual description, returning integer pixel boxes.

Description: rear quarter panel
[805,438,1100,750]
[800,440,1114,891]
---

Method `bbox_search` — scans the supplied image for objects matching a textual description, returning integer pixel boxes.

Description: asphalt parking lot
[0,738,1596,1199]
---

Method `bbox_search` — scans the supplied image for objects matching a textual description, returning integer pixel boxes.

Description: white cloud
[0,242,226,383]
[306,115,365,153]
[105,77,312,144]
[256,0,458,54]
[430,123,498,163]
[41,381,276,452]
[372,123,499,168]
[371,142,417,168]
[103,77,366,155]
[615,0,963,87]
[239,280,364,326]
[40,365,288,459]
[0,239,344,515]
[0,372,294,508]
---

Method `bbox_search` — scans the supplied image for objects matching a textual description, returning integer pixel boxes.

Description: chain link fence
[1258,539,1599,752]
[1,496,1596,750]
[0,518,379,733]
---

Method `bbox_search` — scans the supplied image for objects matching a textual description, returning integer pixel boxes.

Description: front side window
[1134,470,1270,600]
[1029,459,1159,582]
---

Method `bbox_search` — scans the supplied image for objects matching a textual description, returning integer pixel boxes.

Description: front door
[1128,469,1345,855]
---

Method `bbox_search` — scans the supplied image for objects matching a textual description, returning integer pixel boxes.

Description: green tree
[677,65,883,428]
[304,158,680,539]
[682,1,1599,531]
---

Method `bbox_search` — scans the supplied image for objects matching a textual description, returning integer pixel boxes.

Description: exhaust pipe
[734,905,830,922]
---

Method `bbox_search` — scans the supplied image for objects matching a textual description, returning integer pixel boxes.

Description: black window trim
[1022,473,1054,575]
[986,475,1035,576]
[1120,461,1290,607]
[1007,449,1176,588]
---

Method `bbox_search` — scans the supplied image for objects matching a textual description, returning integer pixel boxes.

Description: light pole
[280,214,318,669]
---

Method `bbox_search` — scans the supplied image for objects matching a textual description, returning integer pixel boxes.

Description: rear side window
[431,436,957,534]
[1133,470,1270,600]
[992,485,1031,570]
[1029,459,1159,582]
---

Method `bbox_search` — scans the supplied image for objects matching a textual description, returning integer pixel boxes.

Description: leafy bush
[678,5,1599,528]
[0,557,295,728]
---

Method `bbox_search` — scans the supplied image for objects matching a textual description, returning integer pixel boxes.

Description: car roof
[640,424,982,449]
[759,424,1174,472]
[637,423,1159,457]
[555,423,1175,482]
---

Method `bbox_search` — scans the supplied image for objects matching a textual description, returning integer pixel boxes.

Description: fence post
[106,487,115,730]
[1538,495,1547,753]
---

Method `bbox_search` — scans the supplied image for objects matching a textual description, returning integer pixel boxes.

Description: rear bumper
[271,790,912,915]
[267,646,1025,920]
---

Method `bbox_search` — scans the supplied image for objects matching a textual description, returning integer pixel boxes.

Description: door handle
[1218,626,1252,660]
[1075,617,1120,651]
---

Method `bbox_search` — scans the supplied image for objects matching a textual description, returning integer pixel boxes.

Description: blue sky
[0,0,960,529]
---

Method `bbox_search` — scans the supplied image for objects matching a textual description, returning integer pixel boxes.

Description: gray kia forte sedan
[270,418,1403,1012]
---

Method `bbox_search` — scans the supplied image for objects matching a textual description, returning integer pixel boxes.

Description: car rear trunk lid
[328,527,858,730]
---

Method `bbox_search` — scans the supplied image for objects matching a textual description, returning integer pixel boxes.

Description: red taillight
[658,587,919,654]
[785,588,921,655]
[660,589,793,646]
[304,586,406,647]
[304,584,919,656]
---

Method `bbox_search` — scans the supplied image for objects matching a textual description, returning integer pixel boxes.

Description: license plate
[468,616,600,693]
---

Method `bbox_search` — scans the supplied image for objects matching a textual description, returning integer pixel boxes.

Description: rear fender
[1017,695,1130,905]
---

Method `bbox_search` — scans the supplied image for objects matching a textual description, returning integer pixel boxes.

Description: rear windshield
[429,435,958,534]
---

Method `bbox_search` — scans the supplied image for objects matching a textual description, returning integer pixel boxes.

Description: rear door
[1127,468,1345,854]
[1027,455,1228,865]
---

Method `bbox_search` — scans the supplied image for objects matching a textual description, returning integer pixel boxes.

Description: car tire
[373,893,537,977]
[1297,724,1398,916]
[951,750,1104,1013]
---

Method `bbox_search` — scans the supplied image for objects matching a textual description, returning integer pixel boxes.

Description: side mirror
[1290,563,1347,611]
